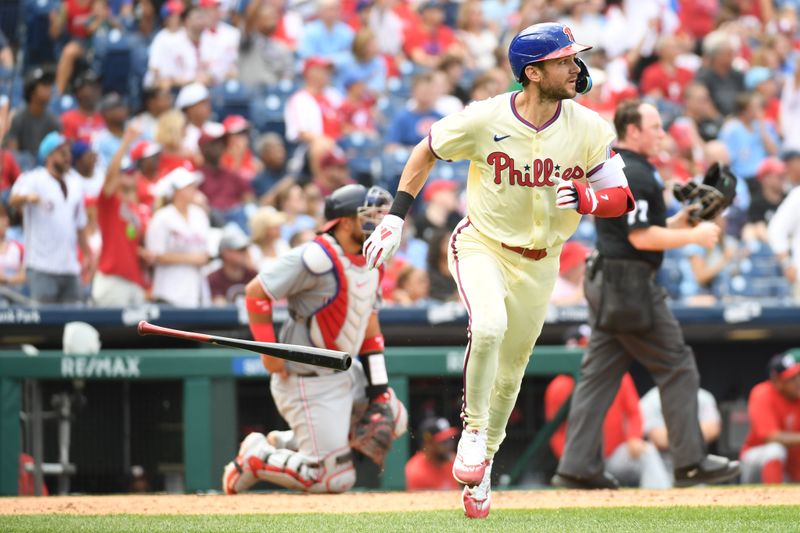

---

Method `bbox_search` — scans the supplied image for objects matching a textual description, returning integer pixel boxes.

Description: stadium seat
[7,73,23,108]
[48,92,77,114]
[0,0,21,48]
[0,66,13,99]
[379,149,410,191]
[274,78,299,97]
[720,274,784,300]
[762,276,792,300]
[386,77,406,97]
[750,257,782,277]
[131,38,150,79]
[249,92,286,136]
[430,160,469,184]
[338,133,382,183]
[745,240,774,258]
[23,0,57,70]
[657,258,683,300]
[93,29,134,96]
[211,79,252,121]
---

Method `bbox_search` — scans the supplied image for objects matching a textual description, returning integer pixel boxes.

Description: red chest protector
[309,236,382,355]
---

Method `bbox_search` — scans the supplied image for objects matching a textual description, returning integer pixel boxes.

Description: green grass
[2,507,800,533]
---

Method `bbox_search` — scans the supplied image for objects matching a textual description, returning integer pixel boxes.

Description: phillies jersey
[428,92,615,249]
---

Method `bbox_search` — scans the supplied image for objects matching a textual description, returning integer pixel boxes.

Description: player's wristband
[360,334,389,398]
[388,191,415,219]
[361,352,389,398]
[360,335,388,397]
[246,296,277,343]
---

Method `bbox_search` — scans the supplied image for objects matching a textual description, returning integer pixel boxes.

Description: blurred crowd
[1,0,800,307]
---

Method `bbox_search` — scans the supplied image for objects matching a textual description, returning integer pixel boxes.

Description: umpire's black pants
[557,261,706,478]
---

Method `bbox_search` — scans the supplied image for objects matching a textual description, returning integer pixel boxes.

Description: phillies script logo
[487,152,585,188]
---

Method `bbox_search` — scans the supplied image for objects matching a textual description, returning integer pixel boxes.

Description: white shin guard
[254,448,356,493]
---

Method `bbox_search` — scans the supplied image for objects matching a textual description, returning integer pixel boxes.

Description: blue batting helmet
[508,22,592,82]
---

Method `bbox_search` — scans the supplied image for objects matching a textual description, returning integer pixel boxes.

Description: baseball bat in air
[137,321,352,371]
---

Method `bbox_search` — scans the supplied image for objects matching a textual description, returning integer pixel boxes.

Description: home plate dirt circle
[2,487,799,515]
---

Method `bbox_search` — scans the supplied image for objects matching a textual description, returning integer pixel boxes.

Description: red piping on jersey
[299,376,320,460]
[310,236,349,351]
[510,92,561,132]
[427,132,450,161]
[587,161,604,177]
[449,217,473,423]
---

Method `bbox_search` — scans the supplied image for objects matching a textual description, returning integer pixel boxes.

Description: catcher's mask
[672,162,738,223]
[321,184,393,235]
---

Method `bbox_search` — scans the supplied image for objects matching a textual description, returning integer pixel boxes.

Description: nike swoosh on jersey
[600,194,609,200]
[493,134,511,142]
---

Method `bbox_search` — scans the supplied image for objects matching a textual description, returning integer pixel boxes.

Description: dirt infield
[1,486,798,515]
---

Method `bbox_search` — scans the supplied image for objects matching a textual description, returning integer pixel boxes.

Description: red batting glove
[556,179,597,215]
[556,180,635,218]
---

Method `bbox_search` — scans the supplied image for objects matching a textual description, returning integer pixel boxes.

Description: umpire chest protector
[302,234,381,356]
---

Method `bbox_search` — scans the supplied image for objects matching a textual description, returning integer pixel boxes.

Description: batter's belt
[501,243,548,261]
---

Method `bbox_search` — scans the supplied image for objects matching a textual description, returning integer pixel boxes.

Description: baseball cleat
[222,459,245,495]
[222,432,272,495]
[462,461,492,519]
[674,454,741,487]
[452,429,488,486]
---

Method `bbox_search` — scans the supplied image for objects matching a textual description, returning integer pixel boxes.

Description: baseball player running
[363,23,634,518]
[223,184,407,495]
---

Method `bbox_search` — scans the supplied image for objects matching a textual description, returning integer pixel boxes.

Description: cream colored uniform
[428,92,615,457]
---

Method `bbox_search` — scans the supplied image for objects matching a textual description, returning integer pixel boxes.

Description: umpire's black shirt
[595,148,667,269]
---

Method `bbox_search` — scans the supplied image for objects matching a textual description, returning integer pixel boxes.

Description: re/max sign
[61,357,141,378]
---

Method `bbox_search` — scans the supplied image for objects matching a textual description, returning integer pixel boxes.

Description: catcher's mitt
[350,388,407,466]
[672,162,737,223]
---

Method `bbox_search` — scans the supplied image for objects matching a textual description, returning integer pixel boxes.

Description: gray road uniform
[224,233,405,493]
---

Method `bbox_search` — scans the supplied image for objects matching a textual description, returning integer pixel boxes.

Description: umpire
[552,101,740,489]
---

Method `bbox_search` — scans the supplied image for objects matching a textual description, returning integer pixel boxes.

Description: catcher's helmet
[673,162,738,223]
[508,22,593,92]
[322,184,393,234]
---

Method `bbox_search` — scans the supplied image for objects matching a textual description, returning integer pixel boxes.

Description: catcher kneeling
[223,185,407,494]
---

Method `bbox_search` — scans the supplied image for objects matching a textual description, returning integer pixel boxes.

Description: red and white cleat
[462,461,492,519]
[452,429,488,486]
[222,432,273,495]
